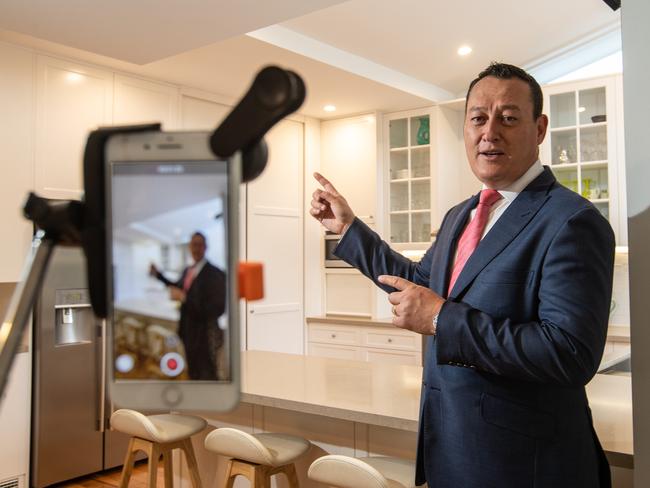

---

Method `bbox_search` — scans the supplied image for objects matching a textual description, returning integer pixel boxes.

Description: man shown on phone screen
[150,231,226,380]
[310,63,615,487]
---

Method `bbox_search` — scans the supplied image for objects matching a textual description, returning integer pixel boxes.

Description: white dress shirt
[453,159,544,265]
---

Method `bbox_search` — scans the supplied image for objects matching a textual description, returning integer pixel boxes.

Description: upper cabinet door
[0,42,35,282]
[113,74,178,129]
[35,56,113,199]
[320,115,377,223]
[180,91,230,131]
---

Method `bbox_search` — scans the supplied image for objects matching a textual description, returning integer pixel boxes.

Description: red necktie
[183,266,196,292]
[447,189,503,295]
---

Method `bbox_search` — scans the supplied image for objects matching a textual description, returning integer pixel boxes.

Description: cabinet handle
[387,338,393,343]
[250,309,255,314]
[331,334,336,338]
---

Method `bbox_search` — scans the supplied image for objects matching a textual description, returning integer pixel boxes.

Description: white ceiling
[280,0,621,95]
[0,0,347,63]
[0,0,622,119]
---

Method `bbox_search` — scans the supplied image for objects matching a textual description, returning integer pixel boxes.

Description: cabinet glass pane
[410,115,430,146]
[389,119,408,148]
[390,181,409,211]
[579,87,607,125]
[411,212,431,243]
[594,201,609,221]
[582,167,609,200]
[411,180,431,210]
[411,147,430,177]
[551,129,577,165]
[390,150,408,180]
[550,92,576,128]
[580,125,607,162]
[390,214,409,243]
[553,167,578,193]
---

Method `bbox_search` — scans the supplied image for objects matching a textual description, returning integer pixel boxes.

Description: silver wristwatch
[431,312,439,335]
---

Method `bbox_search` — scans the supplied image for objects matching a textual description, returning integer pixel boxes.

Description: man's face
[464,76,548,189]
[189,235,206,263]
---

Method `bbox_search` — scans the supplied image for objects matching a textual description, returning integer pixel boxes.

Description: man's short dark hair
[191,231,207,245]
[465,62,543,120]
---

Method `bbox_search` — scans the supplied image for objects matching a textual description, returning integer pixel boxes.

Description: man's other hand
[378,275,445,335]
[310,172,355,235]
[169,286,186,303]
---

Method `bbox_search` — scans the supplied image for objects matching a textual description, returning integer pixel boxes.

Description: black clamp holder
[0,66,305,399]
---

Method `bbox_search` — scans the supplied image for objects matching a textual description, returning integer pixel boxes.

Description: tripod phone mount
[0,66,305,399]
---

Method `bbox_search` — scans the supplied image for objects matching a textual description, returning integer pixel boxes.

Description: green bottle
[416,117,430,145]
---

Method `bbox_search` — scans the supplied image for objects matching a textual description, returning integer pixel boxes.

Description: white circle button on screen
[115,354,135,373]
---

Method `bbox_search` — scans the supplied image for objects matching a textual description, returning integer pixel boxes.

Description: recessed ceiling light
[457,46,472,56]
[323,104,336,112]
[66,72,83,83]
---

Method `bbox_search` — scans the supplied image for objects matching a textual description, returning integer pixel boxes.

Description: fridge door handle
[99,319,106,433]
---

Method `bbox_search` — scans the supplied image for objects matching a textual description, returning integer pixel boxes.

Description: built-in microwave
[324,232,352,268]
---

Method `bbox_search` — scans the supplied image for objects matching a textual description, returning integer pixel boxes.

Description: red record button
[160,352,184,377]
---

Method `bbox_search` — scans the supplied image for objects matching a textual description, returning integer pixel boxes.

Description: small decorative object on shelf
[558,149,570,164]
[591,114,607,123]
[416,117,430,145]
[589,188,601,199]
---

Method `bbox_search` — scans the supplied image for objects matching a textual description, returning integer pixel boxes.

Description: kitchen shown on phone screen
[110,161,229,382]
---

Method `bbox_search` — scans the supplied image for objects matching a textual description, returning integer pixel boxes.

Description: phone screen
[109,160,230,383]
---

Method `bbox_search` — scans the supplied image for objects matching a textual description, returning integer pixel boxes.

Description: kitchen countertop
[307,316,631,343]
[239,351,633,468]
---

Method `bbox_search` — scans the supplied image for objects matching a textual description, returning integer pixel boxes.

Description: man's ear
[536,114,549,145]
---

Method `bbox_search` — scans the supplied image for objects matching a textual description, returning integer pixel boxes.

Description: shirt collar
[192,258,207,274]
[482,159,544,203]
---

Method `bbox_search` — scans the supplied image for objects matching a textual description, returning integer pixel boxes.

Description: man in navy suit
[310,63,615,488]
[150,232,226,380]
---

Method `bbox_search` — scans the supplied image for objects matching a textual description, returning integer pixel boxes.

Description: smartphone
[105,131,240,411]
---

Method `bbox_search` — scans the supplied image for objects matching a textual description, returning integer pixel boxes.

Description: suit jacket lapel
[448,168,556,300]
[431,193,479,297]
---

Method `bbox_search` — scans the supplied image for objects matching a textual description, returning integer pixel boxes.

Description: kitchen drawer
[308,323,361,346]
[363,348,421,365]
[363,327,422,352]
[309,343,361,361]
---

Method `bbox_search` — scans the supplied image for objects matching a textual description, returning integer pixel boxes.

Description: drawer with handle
[308,324,360,346]
[364,328,421,351]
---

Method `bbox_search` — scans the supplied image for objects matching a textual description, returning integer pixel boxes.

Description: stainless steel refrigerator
[31,247,131,487]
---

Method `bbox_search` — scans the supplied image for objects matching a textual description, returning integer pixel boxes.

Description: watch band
[431,312,439,335]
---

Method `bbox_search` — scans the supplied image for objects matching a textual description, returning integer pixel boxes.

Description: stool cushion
[204,428,310,467]
[308,455,417,488]
[110,409,206,443]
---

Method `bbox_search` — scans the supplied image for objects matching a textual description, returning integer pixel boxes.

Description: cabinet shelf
[550,122,607,132]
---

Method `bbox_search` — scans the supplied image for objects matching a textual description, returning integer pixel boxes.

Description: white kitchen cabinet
[307,321,422,366]
[246,119,304,354]
[541,75,627,244]
[180,90,230,130]
[35,55,113,200]
[324,269,374,317]
[0,42,35,282]
[320,114,378,222]
[113,74,178,129]
[384,108,433,246]
[0,353,30,485]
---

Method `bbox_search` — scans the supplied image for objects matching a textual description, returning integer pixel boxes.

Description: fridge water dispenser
[54,289,94,345]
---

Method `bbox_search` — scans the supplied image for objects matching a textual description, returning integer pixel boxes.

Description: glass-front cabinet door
[542,76,625,244]
[385,109,433,247]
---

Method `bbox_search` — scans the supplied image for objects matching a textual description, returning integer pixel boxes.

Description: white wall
[621,1,650,487]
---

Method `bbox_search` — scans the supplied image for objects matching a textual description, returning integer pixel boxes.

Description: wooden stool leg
[222,459,236,488]
[282,464,300,488]
[181,438,202,488]
[118,438,138,488]
[162,448,173,488]
[147,442,161,488]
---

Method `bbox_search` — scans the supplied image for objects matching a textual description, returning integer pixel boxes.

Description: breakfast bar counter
[177,351,633,487]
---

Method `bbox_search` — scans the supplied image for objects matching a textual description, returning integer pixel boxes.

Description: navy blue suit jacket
[335,167,615,488]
